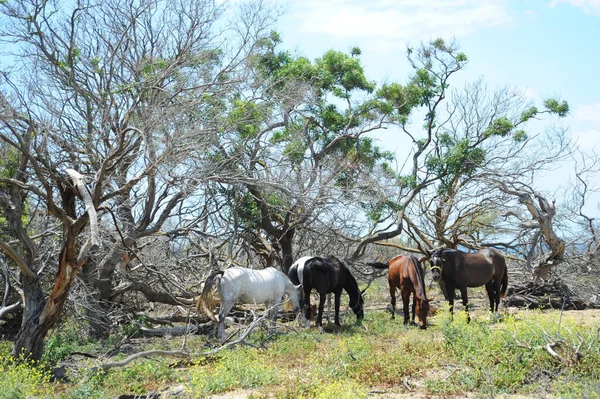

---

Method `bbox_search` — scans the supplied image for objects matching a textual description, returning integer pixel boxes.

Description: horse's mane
[328,256,363,313]
[326,256,357,287]
[196,270,224,322]
[409,254,428,301]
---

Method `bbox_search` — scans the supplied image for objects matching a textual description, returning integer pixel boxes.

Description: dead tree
[497,181,565,280]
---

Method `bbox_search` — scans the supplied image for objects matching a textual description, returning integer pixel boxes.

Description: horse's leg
[326,293,332,323]
[401,289,411,327]
[411,292,417,325]
[267,301,278,335]
[447,284,455,321]
[317,292,327,329]
[459,286,470,323]
[301,287,312,328]
[334,291,342,327]
[493,276,503,313]
[485,281,495,313]
[217,300,234,340]
[389,285,396,320]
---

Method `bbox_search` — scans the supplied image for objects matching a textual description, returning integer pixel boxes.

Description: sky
[272,0,600,213]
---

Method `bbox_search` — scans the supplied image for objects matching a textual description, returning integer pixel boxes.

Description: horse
[288,256,364,330]
[196,266,302,339]
[368,255,430,329]
[428,247,508,322]
[288,256,332,325]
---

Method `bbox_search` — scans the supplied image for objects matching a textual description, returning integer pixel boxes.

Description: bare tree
[0,0,279,355]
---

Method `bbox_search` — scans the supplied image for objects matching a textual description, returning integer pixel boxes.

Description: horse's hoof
[318,326,324,334]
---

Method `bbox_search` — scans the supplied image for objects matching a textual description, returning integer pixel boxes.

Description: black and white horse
[289,256,364,329]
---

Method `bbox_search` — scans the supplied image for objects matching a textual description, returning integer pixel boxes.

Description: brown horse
[368,255,430,329]
[428,247,508,322]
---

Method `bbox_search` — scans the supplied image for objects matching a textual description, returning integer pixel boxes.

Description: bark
[12,171,98,360]
[517,192,565,279]
[497,182,566,279]
[12,231,80,359]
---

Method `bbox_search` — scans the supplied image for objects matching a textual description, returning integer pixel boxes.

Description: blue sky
[274,0,600,152]
[272,0,600,213]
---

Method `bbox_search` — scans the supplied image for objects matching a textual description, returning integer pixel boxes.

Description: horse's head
[416,298,430,329]
[428,247,445,282]
[288,284,302,314]
[351,288,366,323]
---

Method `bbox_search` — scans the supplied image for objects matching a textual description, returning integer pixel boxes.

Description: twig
[201,312,269,356]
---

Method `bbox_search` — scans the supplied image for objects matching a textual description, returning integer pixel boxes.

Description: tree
[0,0,278,355]
[342,40,574,274]
[211,33,416,272]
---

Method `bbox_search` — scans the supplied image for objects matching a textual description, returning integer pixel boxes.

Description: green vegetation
[2,301,599,398]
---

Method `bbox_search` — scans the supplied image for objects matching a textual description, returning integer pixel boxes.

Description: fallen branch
[201,314,267,356]
[135,313,210,325]
[94,350,190,372]
[139,323,215,337]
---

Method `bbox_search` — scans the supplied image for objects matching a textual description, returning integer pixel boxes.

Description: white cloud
[547,0,600,14]
[288,0,514,53]
[574,102,600,124]
[571,128,600,151]
[569,102,600,151]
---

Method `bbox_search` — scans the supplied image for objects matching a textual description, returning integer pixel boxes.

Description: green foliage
[398,174,417,189]
[315,50,375,97]
[427,138,486,177]
[361,200,403,223]
[513,129,528,142]
[520,106,538,122]
[282,139,307,162]
[0,145,21,180]
[483,117,514,138]
[431,311,600,396]
[0,351,53,399]
[376,82,420,117]
[227,98,266,139]
[3,303,599,398]
[187,349,278,397]
[544,98,570,116]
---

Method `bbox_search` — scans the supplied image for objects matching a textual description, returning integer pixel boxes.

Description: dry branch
[94,350,191,371]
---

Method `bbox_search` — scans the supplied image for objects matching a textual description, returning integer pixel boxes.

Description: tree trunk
[12,171,93,361]
[13,237,81,360]
[12,275,46,359]
[280,230,295,274]
[80,261,112,340]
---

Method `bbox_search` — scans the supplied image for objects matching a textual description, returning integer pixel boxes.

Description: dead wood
[135,313,210,325]
[94,350,191,372]
[504,279,595,310]
[139,323,214,337]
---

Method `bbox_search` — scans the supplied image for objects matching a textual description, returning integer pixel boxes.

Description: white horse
[196,267,302,339]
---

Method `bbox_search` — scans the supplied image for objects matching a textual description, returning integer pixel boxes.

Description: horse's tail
[367,261,388,269]
[196,271,224,322]
[410,254,428,301]
[500,265,509,299]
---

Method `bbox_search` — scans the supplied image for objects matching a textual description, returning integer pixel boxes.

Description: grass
[1,285,599,398]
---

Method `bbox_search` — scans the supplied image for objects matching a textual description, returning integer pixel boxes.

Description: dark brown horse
[428,247,508,322]
[368,255,430,329]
